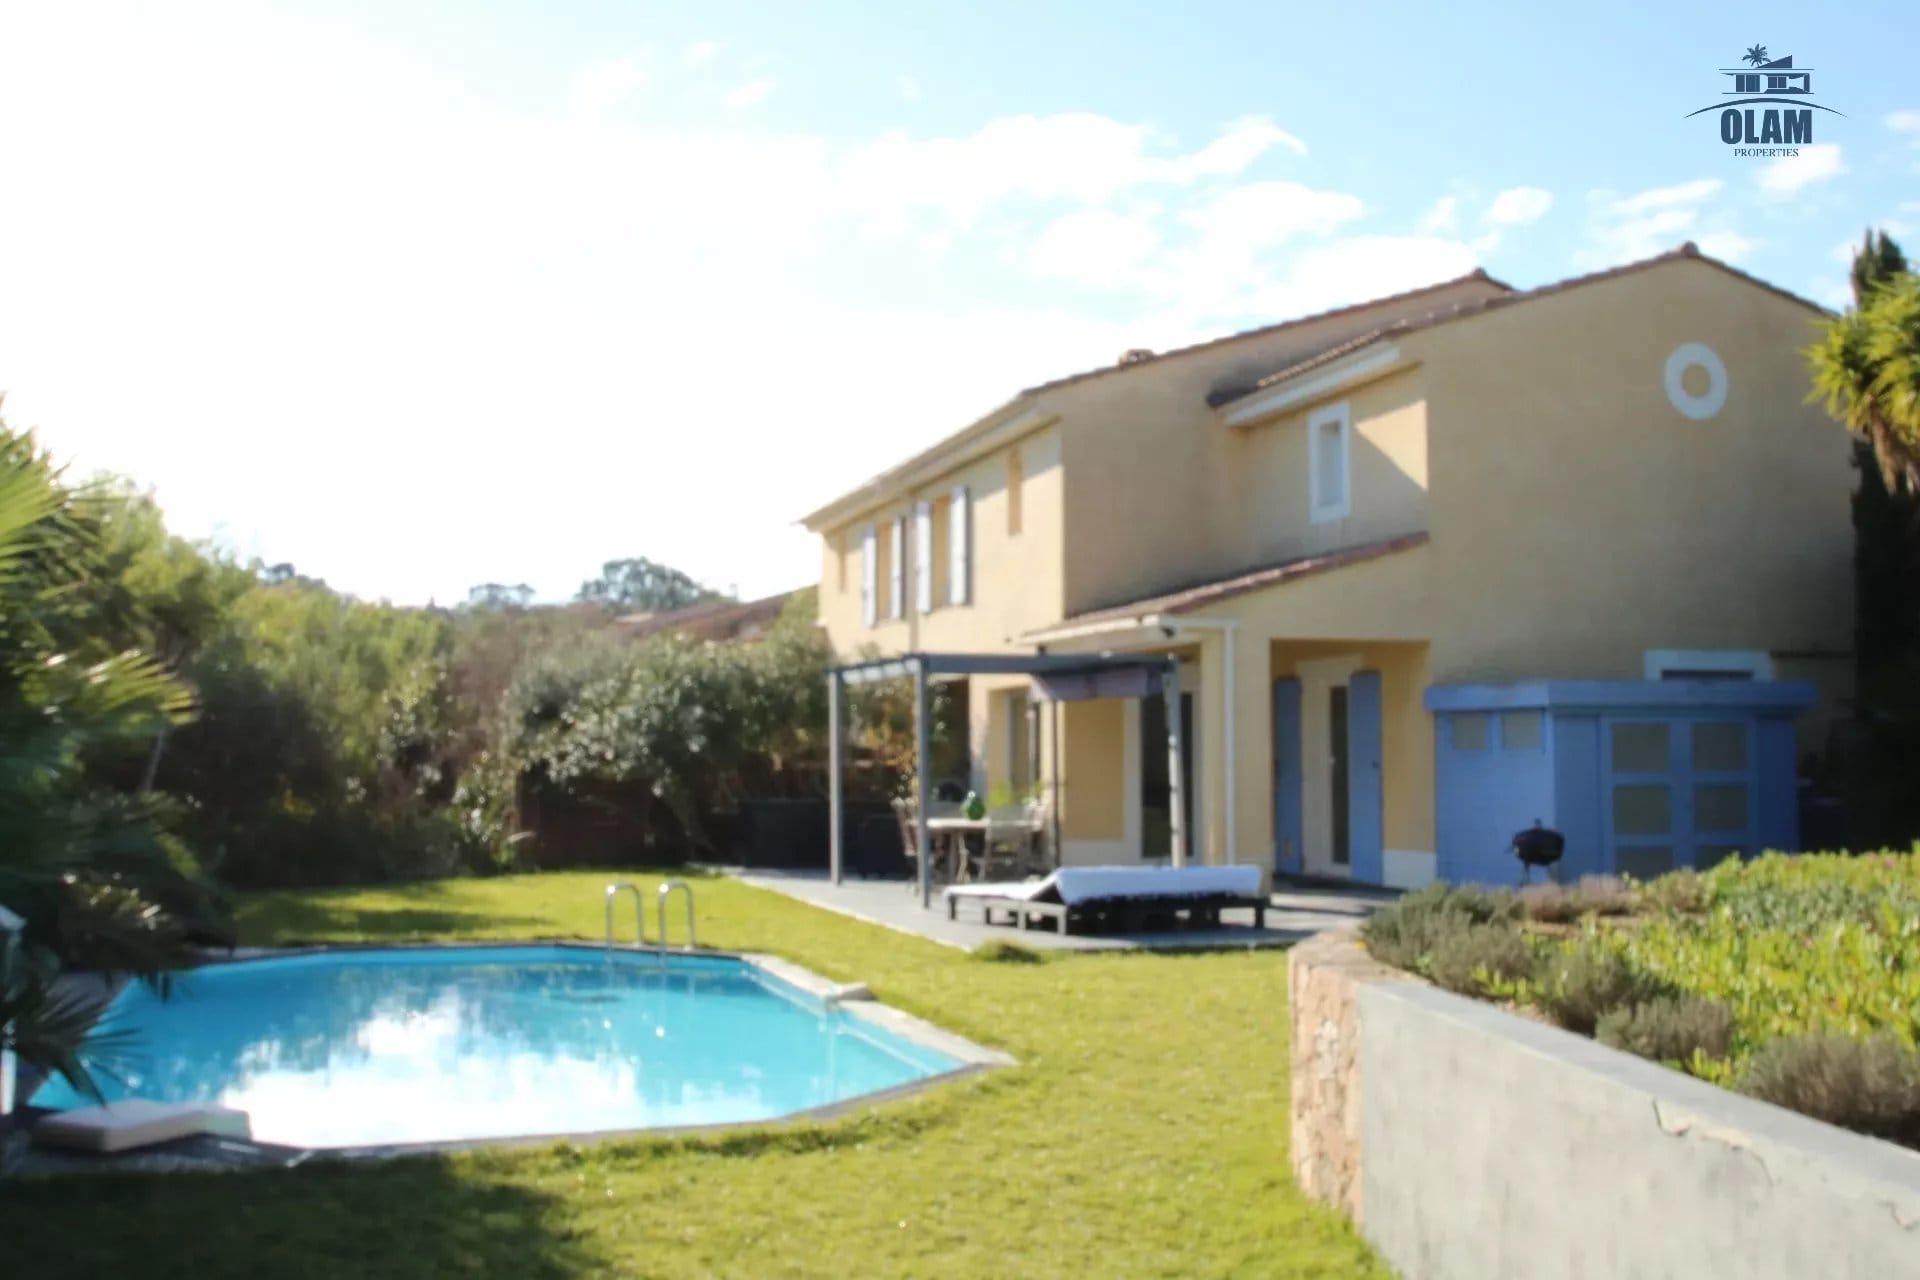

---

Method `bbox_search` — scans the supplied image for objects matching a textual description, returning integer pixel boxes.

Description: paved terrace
[731,869,1392,952]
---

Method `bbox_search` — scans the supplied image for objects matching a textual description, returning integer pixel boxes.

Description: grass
[1,871,1386,1279]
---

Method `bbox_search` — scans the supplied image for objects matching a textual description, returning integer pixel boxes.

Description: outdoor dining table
[923,814,1037,882]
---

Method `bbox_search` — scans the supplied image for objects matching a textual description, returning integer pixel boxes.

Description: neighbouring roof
[1020,532,1429,640]
[1209,243,1830,410]
[611,589,801,643]
[798,269,1514,530]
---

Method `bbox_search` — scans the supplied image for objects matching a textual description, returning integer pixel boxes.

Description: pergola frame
[827,650,1186,908]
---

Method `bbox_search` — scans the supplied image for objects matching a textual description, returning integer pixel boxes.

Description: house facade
[801,245,1852,889]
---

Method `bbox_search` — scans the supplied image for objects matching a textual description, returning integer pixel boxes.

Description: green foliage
[1361,882,1521,972]
[1808,268,1920,491]
[1739,1032,1920,1146]
[503,598,834,853]
[1595,996,1735,1067]
[575,556,725,612]
[1426,924,1536,998]
[1637,867,1707,915]
[1532,938,1671,1036]
[0,421,230,1096]
[1518,875,1637,923]
[1608,853,1920,1071]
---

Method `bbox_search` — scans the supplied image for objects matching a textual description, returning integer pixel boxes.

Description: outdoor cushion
[945,864,1263,906]
[32,1099,251,1154]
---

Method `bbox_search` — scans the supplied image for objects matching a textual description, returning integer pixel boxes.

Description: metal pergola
[827,650,1186,908]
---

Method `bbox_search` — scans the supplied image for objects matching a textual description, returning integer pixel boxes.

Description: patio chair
[975,799,1050,881]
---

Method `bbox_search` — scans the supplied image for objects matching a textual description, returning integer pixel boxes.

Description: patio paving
[731,869,1391,952]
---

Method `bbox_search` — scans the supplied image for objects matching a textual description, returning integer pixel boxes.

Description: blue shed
[1425,680,1815,887]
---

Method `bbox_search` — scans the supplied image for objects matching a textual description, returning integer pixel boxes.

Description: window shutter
[948,485,970,606]
[889,517,905,619]
[860,525,877,626]
[914,501,934,614]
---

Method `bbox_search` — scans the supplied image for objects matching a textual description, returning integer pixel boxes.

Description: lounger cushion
[33,1099,251,1153]
[945,864,1263,906]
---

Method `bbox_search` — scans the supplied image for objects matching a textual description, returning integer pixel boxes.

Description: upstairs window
[914,501,934,615]
[948,485,971,606]
[888,517,905,620]
[859,525,877,626]
[1309,401,1351,523]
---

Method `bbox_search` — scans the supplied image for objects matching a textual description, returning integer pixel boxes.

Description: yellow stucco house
[801,244,1852,890]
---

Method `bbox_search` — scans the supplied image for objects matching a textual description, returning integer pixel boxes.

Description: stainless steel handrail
[604,882,647,952]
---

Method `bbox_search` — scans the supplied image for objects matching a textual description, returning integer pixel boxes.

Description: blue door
[1273,678,1303,875]
[1348,671,1385,884]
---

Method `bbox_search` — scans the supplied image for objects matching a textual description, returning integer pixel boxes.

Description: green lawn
[2,872,1386,1279]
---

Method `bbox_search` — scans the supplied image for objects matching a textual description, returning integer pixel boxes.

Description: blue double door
[1273,671,1383,883]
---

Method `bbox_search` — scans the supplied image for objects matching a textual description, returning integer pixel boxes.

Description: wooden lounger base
[947,893,1267,935]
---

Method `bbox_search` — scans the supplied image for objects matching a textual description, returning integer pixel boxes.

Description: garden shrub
[1520,875,1638,923]
[1426,924,1535,998]
[1362,882,1521,970]
[1739,1033,1920,1147]
[1533,939,1670,1036]
[1595,995,1734,1066]
[1638,868,1707,915]
[972,940,1043,965]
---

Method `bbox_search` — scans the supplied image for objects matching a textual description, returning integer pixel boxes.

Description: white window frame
[888,517,905,620]
[859,525,877,627]
[948,485,970,606]
[1643,649,1773,681]
[1308,400,1352,524]
[913,501,934,615]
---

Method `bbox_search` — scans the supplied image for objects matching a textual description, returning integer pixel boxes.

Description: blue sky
[1,1,1915,603]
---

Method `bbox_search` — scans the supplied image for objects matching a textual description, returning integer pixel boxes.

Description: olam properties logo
[1685,44,1844,156]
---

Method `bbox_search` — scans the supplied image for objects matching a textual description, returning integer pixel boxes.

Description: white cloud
[0,10,1347,604]
[1693,231,1756,263]
[1418,196,1460,235]
[1179,181,1363,248]
[724,79,775,109]
[1886,110,1920,136]
[897,75,922,103]
[834,114,1303,229]
[1602,178,1723,217]
[1483,186,1553,227]
[685,41,720,65]
[568,56,646,116]
[1239,235,1482,320]
[1577,178,1726,267]
[1026,210,1161,287]
[1757,144,1846,197]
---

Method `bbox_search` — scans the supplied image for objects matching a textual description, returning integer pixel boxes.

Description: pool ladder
[603,881,698,956]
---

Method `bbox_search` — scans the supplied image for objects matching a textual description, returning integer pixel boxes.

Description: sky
[1,1,1916,605]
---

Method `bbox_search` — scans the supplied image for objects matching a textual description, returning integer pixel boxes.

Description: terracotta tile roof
[1209,243,1830,410]
[611,589,801,643]
[1022,533,1429,638]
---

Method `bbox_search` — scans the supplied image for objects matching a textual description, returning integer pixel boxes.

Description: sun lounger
[32,1099,251,1154]
[944,865,1267,934]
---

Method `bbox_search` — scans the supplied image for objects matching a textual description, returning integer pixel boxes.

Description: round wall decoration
[1664,343,1727,420]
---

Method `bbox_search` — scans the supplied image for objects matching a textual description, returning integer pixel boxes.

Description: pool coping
[6,940,1015,1172]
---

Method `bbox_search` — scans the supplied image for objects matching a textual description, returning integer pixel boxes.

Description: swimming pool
[29,946,965,1148]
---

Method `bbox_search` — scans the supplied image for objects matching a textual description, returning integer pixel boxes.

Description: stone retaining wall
[1290,924,1920,1279]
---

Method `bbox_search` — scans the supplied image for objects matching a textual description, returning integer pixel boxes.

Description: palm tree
[0,420,229,1098]
[1743,45,1770,67]
[1809,273,1920,492]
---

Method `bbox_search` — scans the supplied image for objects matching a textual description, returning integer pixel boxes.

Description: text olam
[1721,108,1812,145]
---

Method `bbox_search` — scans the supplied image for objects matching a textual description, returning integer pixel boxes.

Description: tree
[0,422,229,1096]
[467,582,534,610]
[1810,247,1920,492]
[575,557,724,613]
[1812,231,1920,846]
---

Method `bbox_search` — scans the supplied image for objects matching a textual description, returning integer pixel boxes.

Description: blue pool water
[29,946,957,1148]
